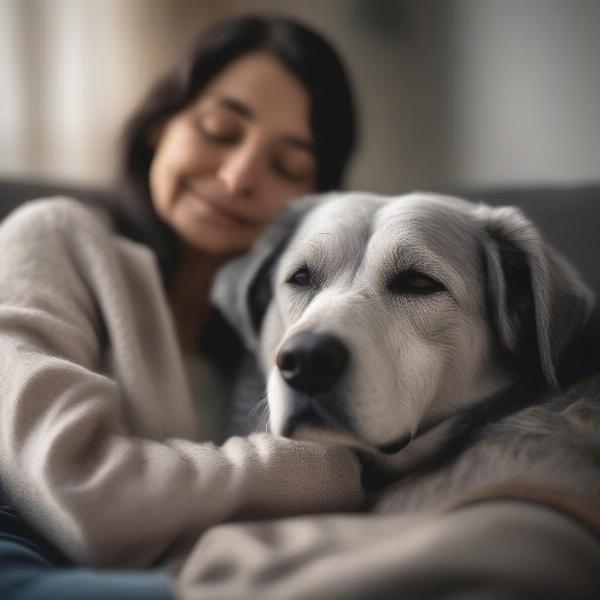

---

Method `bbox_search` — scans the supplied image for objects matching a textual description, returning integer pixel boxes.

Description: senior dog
[214,192,600,508]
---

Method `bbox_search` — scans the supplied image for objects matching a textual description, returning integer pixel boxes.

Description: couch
[2,177,600,599]
[2,177,599,294]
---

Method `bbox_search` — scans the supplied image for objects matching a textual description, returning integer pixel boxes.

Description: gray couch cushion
[0,178,117,221]
[2,178,599,294]
[461,185,600,296]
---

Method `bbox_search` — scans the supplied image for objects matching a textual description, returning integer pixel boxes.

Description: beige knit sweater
[0,198,363,570]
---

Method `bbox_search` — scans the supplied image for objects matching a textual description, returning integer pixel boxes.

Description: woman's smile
[149,51,315,255]
[182,184,253,228]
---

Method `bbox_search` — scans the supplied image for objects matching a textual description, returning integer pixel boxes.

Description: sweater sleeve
[0,199,363,569]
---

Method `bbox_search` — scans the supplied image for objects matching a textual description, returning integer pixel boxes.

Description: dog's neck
[361,375,551,492]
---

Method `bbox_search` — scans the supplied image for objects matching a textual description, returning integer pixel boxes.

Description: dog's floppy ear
[211,195,322,352]
[476,204,595,389]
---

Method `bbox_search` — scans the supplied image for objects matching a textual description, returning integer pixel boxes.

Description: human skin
[150,51,317,257]
[149,51,318,350]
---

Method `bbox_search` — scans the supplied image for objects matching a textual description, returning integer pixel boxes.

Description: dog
[214,192,600,508]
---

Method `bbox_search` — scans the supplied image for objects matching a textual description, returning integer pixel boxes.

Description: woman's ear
[211,195,322,352]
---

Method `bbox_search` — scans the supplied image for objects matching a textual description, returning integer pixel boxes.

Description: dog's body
[215,192,600,510]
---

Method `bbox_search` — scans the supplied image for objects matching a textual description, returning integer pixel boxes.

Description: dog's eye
[287,267,312,287]
[387,270,444,295]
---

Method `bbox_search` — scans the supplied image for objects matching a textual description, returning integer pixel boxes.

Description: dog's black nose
[276,331,349,394]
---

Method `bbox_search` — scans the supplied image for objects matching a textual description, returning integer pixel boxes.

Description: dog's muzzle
[276,331,350,437]
[277,331,349,395]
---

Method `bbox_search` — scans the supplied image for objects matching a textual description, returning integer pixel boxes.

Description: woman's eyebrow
[216,95,253,119]
[214,94,315,152]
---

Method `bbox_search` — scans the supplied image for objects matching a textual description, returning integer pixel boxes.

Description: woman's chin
[178,223,255,257]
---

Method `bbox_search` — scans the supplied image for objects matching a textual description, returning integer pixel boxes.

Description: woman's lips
[184,186,254,226]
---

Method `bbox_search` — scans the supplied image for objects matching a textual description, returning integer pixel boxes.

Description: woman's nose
[218,145,261,198]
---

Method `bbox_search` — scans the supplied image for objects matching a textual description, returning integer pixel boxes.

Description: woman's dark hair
[116,14,357,281]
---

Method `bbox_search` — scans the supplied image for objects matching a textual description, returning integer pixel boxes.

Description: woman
[0,14,361,599]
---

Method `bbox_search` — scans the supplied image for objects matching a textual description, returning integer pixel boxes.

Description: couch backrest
[2,178,599,295]
[0,179,116,221]
[460,185,600,297]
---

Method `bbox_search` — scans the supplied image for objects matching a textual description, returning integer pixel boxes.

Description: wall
[0,0,598,191]
[444,0,600,188]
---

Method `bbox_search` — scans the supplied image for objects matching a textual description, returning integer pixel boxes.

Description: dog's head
[213,192,594,452]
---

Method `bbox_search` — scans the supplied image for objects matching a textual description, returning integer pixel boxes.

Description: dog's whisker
[222,191,597,518]
[240,393,268,430]
[259,403,271,433]
[246,394,267,419]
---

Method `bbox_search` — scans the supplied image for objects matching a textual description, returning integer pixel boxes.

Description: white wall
[0,0,224,184]
[445,0,600,188]
[0,0,598,190]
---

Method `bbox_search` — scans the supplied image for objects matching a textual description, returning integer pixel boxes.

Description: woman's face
[149,51,317,256]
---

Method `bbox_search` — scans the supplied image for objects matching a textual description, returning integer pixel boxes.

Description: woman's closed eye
[194,113,241,144]
[272,149,315,184]
[191,105,315,185]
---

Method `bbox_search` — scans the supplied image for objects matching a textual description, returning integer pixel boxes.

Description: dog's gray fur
[214,192,600,509]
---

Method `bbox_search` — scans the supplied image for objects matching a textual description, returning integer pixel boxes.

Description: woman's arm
[0,199,363,569]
